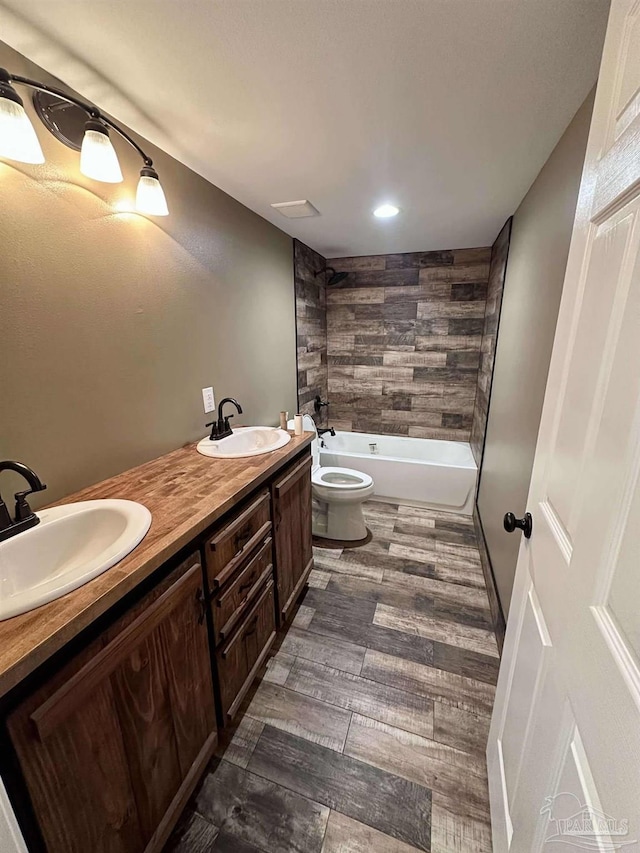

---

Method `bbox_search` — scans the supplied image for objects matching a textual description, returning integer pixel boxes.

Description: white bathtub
[319,431,477,515]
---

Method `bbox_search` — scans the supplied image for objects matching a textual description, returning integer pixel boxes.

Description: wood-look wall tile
[414,334,481,352]
[407,426,471,441]
[470,219,511,465]
[417,301,486,320]
[351,269,420,288]
[446,351,481,369]
[321,247,492,440]
[413,318,450,336]
[327,355,383,367]
[413,367,478,384]
[448,317,485,335]
[417,282,453,301]
[382,351,447,367]
[354,366,414,382]
[383,285,424,303]
[419,263,490,283]
[330,256,386,272]
[381,410,442,428]
[452,247,492,265]
[451,282,488,302]
[327,334,355,353]
[327,287,385,304]
[385,250,454,269]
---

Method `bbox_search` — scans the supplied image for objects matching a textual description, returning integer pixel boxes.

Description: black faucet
[0,461,47,542]
[317,427,336,437]
[206,397,243,441]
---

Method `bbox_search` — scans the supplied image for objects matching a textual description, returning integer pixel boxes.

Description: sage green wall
[0,42,297,506]
[477,89,595,616]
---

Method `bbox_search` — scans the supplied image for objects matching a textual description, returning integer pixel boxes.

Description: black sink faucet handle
[0,460,47,540]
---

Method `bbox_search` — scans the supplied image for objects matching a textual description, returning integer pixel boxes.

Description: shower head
[314,267,349,287]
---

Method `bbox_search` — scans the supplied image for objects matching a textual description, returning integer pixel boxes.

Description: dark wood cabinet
[271,454,314,622]
[4,446,314,852]
[7,556,217,853]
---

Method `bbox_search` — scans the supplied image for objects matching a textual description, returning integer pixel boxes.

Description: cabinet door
[271,453,314,622]
[8,558,217,853]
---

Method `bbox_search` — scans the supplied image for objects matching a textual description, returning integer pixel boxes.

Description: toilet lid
[312,466,373,490]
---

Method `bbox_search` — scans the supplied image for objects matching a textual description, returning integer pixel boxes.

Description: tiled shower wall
[324,249,492,441]
[470,219,512,464]
[294,240,328,425]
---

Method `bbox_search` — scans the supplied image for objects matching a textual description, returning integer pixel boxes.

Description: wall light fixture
[0,67,169,216]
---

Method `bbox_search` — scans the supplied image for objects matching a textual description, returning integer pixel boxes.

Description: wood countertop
[0,431,313,699]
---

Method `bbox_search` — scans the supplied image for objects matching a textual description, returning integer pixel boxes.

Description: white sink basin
[0,499,152,621]
[197,426,292,459]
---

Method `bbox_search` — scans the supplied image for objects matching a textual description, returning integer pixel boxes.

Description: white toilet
[293,415,374,542]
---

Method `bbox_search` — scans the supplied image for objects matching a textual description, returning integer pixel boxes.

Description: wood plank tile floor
[164,500,499,853]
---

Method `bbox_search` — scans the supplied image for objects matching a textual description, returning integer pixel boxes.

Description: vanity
[0,433,313,853]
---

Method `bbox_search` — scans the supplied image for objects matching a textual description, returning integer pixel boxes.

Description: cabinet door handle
[195,587,207,625]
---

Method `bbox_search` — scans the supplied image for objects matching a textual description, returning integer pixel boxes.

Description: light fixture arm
[1,68,154,167]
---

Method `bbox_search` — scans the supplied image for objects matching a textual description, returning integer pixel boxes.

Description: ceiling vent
[270,199,320,218]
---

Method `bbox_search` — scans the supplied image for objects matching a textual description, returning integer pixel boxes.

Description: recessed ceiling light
[373,203,400,218]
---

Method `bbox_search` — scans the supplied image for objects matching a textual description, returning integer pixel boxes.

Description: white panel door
[488,2,640,850]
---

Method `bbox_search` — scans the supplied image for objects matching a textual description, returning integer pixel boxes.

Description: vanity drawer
[205,490,271,591]
[211,536,273,645]
[216,578,276,720]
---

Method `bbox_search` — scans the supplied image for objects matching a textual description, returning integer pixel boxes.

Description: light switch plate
[202,387,215,414]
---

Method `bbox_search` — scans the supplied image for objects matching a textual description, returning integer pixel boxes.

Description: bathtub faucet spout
[318,427,336,438]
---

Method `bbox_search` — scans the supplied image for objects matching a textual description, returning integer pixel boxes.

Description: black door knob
[504,511,533,539]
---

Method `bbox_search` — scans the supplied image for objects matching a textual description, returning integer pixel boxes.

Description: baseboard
[473,503,506,655]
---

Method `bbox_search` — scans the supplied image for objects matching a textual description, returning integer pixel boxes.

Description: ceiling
[0,0,610,257]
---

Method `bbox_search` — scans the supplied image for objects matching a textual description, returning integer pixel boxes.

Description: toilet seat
[312,466,373,490]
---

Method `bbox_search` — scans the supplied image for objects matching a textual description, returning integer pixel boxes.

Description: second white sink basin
[197,426,292,459]
[0,499,152,621]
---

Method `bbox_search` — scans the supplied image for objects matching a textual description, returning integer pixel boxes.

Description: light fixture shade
[80,121,123,183]
[0,95,44,164]
[136,167,169,216]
